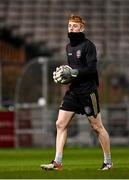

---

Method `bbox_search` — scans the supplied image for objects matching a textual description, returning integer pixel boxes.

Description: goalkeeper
[41,15,112,171]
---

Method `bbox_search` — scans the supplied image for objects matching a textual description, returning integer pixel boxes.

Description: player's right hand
[53,65,78,84]
[53,66,64,83]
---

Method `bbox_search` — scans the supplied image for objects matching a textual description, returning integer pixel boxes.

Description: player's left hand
[53,65,79,84]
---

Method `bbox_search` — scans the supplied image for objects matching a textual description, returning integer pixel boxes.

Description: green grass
[0,147,129,179]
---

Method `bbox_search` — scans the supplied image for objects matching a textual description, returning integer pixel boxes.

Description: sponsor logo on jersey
[76,50,81,58]
[68,53,72,56]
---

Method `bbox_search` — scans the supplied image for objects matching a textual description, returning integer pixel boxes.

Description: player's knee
[90,122,103,134]
[88,115,104,134]
[56,120,66,130]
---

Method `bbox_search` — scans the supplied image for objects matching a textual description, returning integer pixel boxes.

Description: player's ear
[80,24,85,32]
[80,27,85,32]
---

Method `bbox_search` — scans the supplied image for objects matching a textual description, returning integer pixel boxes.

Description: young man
[41,15,112,171]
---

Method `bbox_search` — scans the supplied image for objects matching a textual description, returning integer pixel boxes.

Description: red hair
[68,15,86,27]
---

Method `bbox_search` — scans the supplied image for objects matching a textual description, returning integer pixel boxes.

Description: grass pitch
[0,147,129,179]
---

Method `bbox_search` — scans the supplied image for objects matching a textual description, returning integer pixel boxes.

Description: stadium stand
[0,0,129,59]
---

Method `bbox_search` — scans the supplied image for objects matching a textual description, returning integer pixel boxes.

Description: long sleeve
[78,42,97,77]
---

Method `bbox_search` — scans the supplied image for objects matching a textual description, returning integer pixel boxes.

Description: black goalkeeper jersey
[66,33,99,94]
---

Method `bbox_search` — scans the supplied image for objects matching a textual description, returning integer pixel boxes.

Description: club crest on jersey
[76,50,81,58]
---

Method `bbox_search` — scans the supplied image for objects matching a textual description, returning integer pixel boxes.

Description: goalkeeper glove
[53,65,79,84]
